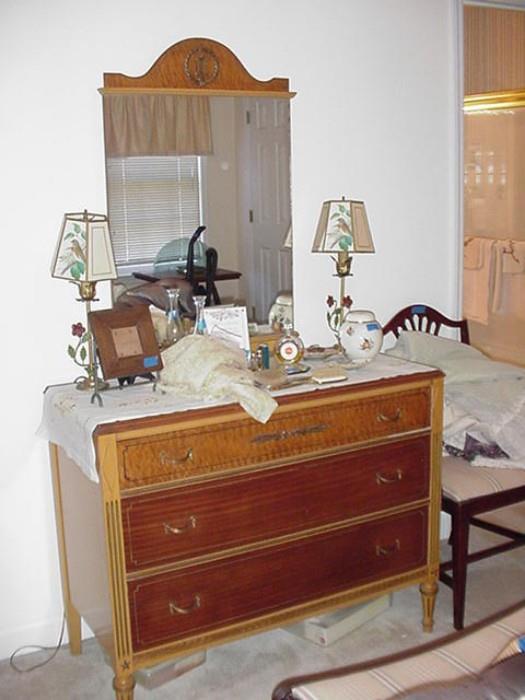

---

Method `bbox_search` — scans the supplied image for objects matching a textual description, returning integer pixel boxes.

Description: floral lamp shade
[51,210,117,283]
[312,199,374,255]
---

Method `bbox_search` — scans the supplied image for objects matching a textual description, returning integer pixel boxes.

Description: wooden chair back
[382,304,470,345]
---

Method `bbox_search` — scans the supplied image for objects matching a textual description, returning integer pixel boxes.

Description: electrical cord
[9,613,66,673]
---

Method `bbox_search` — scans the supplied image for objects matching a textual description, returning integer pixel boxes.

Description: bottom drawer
[129,508,427,652]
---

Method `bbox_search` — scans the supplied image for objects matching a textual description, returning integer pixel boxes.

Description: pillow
[385,331,525,384]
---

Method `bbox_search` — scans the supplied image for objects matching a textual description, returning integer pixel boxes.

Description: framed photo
[88,305,163,380]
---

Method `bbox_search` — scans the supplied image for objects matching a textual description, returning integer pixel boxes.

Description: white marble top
[38,354,437,483]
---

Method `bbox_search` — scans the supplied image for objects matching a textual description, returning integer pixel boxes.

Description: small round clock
[274,325,305,367]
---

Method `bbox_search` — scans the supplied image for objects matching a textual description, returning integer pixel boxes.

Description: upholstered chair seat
[442,456,525,532]
[273,605,525,700]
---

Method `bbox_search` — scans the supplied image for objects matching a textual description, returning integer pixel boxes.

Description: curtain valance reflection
[103,94,213,157]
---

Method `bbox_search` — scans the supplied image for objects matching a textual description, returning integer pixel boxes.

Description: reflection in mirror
[101,38,293,325]
[204,96,292,322]
[463,91,525,366]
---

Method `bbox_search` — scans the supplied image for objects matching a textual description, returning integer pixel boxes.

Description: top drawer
[117,386,431,487]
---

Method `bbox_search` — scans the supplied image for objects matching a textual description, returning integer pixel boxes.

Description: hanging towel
[490,240,505,314]
[499,241,525,321]
[464,236,484,269]
[463,238,495,325]
[502,240,525,274]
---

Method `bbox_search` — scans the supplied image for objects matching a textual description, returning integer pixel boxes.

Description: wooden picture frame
[88,305,163,380]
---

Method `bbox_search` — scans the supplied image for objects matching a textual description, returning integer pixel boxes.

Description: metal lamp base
[74,374,109,406]
[75,376,109,392]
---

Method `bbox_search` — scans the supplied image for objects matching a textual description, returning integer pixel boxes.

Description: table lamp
[51,210,117,399]
[312,197,374,305]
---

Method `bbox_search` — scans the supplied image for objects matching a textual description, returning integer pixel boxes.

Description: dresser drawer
[122,436,430,571]
[118,387,430,487]
[128,507,427,651]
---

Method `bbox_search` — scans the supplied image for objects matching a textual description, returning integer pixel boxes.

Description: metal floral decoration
[68,322,94,385]
[326,294,353,349]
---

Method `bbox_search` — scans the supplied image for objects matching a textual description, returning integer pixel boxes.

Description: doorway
[462,4,525,367]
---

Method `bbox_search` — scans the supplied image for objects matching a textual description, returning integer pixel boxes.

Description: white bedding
[444,378,525,468]
[386,330,525,468]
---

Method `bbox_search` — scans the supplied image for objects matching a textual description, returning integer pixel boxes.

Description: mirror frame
[100,37,295,97]
[100,38,295,324]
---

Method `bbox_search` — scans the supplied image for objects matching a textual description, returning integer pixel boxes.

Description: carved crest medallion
[184,47,220,87]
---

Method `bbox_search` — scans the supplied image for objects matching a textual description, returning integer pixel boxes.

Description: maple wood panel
[117,387,431,488]
[103,37,291,95]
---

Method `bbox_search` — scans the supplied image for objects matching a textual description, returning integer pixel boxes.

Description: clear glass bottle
[165,287,185,345]
[192,295,207,335]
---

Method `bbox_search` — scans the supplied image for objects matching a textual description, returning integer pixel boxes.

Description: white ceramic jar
[340,310,383,363]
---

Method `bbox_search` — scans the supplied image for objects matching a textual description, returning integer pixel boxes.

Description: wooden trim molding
[101,37,294,98]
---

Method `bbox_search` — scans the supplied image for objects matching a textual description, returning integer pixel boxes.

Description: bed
[382,304,525,470]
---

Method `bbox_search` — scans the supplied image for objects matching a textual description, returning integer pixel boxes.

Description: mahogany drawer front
[118,387,431,487]
[128,507,428,651]
[122,436,430,571]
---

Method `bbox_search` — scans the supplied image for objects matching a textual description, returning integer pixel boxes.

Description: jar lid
[346,310,376,323]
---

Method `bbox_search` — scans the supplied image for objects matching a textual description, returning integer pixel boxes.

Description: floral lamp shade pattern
[312,199,374,255]
[51,211,117,283]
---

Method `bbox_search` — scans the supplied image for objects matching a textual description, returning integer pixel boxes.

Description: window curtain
[103,94,213,157]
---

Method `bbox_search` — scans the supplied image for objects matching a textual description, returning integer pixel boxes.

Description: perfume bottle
[192,295,207,335]
[165,287,185,345]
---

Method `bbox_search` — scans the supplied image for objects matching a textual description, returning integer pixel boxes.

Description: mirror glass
[104,94,292,325]
[463,93,525,366]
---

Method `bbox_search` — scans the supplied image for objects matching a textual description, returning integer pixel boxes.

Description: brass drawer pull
[159,448,194,466]
[376,469,403,485]
[377,408,402,423]
[163,516,197,536]
[251,423,328,444]
[169,594,201,616]
[376,539,401,557]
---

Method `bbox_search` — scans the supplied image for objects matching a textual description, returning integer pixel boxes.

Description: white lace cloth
[38,354,434,482]
[157,335,278,424]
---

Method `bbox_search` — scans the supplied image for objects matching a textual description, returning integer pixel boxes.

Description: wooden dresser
[49,366,443,699]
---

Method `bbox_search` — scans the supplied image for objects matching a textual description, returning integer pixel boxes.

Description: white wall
[0,0,460,659]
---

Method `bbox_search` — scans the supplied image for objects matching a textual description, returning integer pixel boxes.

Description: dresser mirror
[100,38,294,324]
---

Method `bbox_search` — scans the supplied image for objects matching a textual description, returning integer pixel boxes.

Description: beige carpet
[1,530,524,700]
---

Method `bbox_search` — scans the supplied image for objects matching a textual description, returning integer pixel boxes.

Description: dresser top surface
[40,354,441,482]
